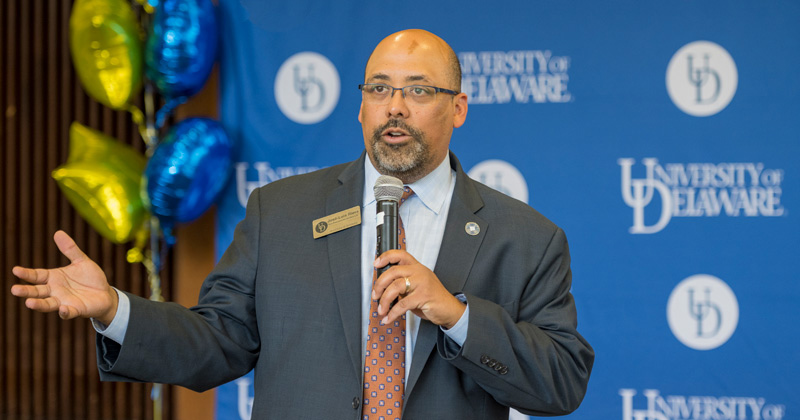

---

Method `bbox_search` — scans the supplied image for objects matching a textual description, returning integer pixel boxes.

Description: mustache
[371,119,423,142]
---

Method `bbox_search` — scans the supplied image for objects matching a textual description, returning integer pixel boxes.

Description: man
[12,29,593,419]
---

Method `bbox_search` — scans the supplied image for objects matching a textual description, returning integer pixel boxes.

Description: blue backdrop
[211,1,798,419]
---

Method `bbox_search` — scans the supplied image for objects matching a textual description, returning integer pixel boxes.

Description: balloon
[134,0,158,13]
[52,122,149,244]
[69,0,143,110]
[143,118,232,242]
[145,0,218,107]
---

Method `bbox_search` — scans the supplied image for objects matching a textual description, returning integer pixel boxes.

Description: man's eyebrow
[367,73,391,82]
[405,75,429,83]
[365,74,432,84]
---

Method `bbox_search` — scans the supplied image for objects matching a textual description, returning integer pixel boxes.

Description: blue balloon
[145,0,218,124]
[143,118,232,242]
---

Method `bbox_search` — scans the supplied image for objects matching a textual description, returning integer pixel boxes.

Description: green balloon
[69,0,143,109]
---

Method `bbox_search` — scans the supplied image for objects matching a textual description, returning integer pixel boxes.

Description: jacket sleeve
[437,227,594,416]
[96,188,264,392]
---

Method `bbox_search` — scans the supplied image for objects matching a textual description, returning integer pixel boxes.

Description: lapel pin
[465,222,480,236]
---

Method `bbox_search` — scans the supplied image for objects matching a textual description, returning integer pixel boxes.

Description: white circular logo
[274,52,340,124]
[467,160,529,204]
[666,41,738,117]
[667,274,739,350]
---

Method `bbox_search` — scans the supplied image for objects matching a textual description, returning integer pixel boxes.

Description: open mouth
[381,128,411,143]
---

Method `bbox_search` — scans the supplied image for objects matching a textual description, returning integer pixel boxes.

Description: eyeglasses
[358,83,459,105]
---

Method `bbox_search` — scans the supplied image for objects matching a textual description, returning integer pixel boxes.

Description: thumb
[58,305,80,320]
[53,231,88,264]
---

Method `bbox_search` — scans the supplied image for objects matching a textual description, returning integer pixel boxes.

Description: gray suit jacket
[97,152,594,419]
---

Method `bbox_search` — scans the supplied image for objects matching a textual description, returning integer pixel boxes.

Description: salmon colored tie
[362,187,414,420]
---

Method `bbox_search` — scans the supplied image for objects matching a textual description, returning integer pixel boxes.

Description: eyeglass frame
[357,83,460,103]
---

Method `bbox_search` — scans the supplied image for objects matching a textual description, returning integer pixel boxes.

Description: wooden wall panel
[1,1,175,418]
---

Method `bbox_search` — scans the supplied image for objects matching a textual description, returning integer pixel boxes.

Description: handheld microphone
[374,175,404,277]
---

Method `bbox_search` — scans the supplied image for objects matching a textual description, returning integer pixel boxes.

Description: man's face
[359,32,467,184]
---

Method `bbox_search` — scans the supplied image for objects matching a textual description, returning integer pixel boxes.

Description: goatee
[370,119,432,182]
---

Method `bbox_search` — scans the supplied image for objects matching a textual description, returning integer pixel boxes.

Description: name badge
[312,206,361,239]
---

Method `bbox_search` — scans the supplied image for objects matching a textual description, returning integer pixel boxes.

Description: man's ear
[453,93,468,128]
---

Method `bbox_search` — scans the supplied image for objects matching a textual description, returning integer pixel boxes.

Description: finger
[11,266,50,284]
[53,230,88,264]
[377,276,409,316]
[371,265,409,301]
[11,284,52,298]
[25,296,61,313]
[382,289,413,326]
[374,249,417,269]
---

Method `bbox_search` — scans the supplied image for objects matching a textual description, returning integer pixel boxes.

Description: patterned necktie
[362,187,414,420]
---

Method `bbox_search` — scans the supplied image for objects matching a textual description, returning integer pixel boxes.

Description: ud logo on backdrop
[618,158,785,234]
[468,159,529,204]
[274,51,340,124]
[234,375,254,419]
[235,162,321,206]
[666,274,738,351]
[666,40,738,117]
[618,389,786,420]
[458,50,572,104]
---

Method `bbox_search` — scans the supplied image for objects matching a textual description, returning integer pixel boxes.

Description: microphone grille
[374,175,404,201]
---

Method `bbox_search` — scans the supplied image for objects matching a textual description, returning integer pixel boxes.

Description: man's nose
[386,88,409,118]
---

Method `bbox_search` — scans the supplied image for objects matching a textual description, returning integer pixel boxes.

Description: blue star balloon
[143,118,232,244]
[145,0,218,126]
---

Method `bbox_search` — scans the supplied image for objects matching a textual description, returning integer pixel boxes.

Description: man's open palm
[11,230,117,324]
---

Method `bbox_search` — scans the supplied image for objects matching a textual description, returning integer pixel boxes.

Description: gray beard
[370,120,432,182]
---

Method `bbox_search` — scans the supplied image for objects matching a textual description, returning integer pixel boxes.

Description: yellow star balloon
[69,0,143,110]
[52,122,148,244]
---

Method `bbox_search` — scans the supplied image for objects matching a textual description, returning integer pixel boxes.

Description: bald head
[365,29,462,92]
[359,29,468,183]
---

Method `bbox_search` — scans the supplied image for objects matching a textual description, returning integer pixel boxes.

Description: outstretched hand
[10,230,118,325]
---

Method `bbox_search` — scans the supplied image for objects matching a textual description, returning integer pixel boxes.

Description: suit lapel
[326,154,366,381]
[405,153,487,399]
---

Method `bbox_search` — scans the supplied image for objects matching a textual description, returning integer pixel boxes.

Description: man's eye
[372,85,388,94]
[409,87,432,96]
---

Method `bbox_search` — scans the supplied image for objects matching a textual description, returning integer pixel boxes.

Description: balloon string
[134,7,163,420]
[128,104,156,150]
[143,82,159,152]
[146,216,164,303]
[156,96,187,129]
[151,384,163,420]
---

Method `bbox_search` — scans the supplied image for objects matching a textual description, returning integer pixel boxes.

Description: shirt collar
[363,153,453,215]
